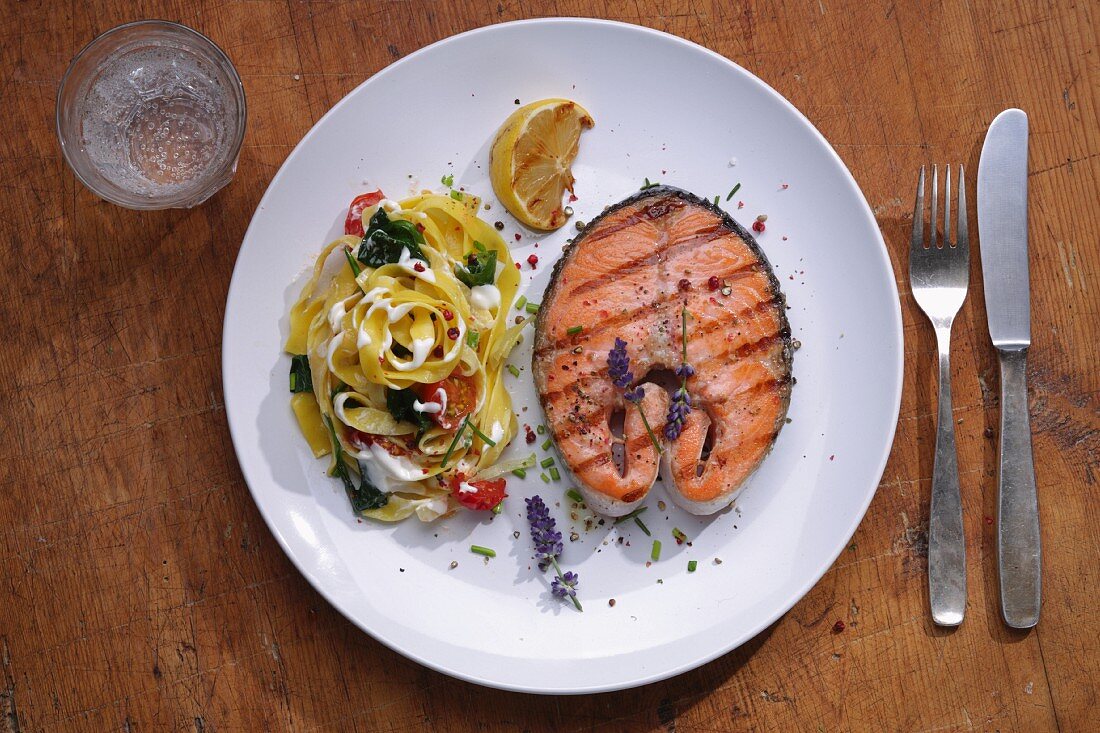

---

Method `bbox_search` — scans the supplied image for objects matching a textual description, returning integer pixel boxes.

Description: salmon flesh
[532,186,793,516]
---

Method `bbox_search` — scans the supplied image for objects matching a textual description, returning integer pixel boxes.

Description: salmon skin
[532,186,793,516]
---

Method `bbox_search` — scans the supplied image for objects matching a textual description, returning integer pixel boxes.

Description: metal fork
[910,164,969,627]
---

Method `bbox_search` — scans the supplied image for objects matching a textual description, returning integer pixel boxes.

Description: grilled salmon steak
[532,186,793,516]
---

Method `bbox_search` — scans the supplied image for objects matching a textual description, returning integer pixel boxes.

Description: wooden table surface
[2,1,1097,731]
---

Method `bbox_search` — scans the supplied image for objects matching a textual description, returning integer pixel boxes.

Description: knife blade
[977,108,1041,629]
[979,109,1031,348]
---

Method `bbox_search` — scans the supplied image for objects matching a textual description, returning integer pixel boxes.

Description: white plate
[223,18,902,694]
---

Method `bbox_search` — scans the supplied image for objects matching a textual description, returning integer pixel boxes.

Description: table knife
[977,108,1041,629]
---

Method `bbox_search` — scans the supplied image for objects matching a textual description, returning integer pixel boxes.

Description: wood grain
[1,1,1096,731]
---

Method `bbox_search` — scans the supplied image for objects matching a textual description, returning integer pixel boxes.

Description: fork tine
[957,164,968,254]
[944,164,952,246]
[911,165,925,255]
[930,164,939,249]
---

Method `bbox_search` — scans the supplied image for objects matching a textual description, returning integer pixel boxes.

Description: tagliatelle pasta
[285,191,525,522]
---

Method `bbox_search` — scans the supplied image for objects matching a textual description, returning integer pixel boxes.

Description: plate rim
[222,16,904,694]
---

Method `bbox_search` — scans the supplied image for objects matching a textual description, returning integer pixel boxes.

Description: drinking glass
[57,20,247,209]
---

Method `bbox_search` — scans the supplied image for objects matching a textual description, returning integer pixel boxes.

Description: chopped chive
[726,182,741,201]
[566,489,584,504]
[651,540,662,561]
[470,544,496,558]
[641,177,659,190]
[614,506,648,524]
[441,173,454,187]
[449,189,464,201]
[466,330,480,349]
[506,364,521,378]
[672,527,688,543]
[515,295,527,311]
[467,421,497,447]
[549,467,561,481]
[541,438,553,451]
[567,325,583,336]
[688,560,698,572]
[540,472,550,483]
[492,502,503,515]
[511,468,527,479]
[343,246,362,278]
[537,424,546,434]
[524,301,540,314]
[440,417,468,468]
[635,517,651,536]
[713,195,720,207]
[540,456,555,469]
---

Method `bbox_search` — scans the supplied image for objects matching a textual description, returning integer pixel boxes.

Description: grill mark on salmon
[534,278,773,358]
[565,226,730,296]
[533,186,793,516]
[569,198,687,246]
[540,327,786,403]
[549,359,787,445]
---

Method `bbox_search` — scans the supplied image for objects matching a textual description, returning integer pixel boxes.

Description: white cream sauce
[332,391,356,426]
[325,333,343,372]
[366,298,417,323]
[328,298,350,333]
[396,245,436,283]
[469,284,500,310]
[356,322,372,349]
[413,387,447,415]
[363,443,425,482]
[390,337,434,372]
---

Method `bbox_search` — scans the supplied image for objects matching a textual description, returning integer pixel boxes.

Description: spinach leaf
[347,465,388,512]
[323,416,388,512]
[289,355,313,393]
[386,387,432,432]
[456,244,497,288]
[356,209,426,267]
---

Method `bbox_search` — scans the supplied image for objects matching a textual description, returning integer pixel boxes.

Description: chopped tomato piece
[345,429,409,458]
[449,473,507,511]
[414,375,476,431]
[344,190,384,237]
[345,428,373,451]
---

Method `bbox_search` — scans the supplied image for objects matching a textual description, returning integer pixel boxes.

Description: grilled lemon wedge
[489,98,594,231]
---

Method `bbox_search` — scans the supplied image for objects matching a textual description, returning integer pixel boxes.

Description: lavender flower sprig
[607,339,662,454]
[525,495,582,611]
[664,309,694,441]
[551,571,579,601]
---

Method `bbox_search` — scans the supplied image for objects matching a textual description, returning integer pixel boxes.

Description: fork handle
[929,326,966,626]
[996,348,1041,628]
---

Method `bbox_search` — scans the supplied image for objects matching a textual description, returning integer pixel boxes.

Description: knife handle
[996,348,1041,628]
[929,327,966,626]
